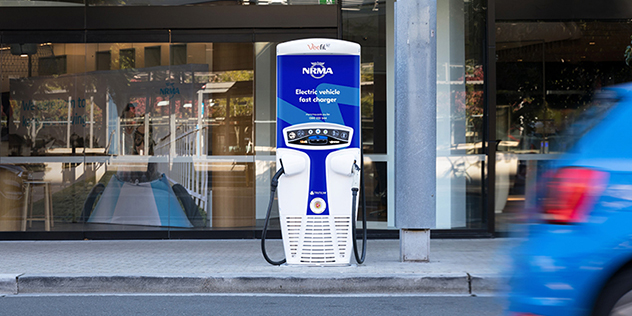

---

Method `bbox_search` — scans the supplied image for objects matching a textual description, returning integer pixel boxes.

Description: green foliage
[210,97,253,118]
[361,93,374,118]
[361,63,374,83]
[216,71,253,82]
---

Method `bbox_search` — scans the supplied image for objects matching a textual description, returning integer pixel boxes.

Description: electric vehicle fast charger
[261,38,367,266]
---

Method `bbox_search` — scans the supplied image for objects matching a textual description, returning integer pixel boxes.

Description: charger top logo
[303,62,333,79]
[307,43,330,51]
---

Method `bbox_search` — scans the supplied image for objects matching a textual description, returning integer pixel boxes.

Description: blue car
[506,83,632,316]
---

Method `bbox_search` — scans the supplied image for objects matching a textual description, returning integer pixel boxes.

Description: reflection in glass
[495,20,632,234]
[342,0,387,154]
[0,41,257,231]
[362,160,387,223]
[0,165,27,231]
[435,0,486,229]
[496,21,632,155]
[1,42,90,231]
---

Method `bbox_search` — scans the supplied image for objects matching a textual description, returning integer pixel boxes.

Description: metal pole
[395,0,437,262]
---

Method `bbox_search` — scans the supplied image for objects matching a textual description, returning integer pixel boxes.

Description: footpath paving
[0,238,516,296]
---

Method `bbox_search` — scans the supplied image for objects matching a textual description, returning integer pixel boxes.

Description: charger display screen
[286,128,349,146]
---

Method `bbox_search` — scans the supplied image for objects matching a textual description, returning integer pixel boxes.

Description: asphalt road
[0,294,506,316]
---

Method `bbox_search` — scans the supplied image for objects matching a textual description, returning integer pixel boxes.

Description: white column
[197,90,203,157]
[90,96,94,148]
[436,0,466,229]
[67,96,72,148]
[170,112,176,158]
[144,113,150,155]
[386,0,396,228]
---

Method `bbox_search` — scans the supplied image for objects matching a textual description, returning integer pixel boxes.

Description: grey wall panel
[170,29,337,43]
[171,30,253,43]
[253,29,337,42]
[0,8,84,31]
[497,0,632,20]
[85,6,338,30]
[1,31,85,43]
[0,6,338,31]
[86,31,169,43]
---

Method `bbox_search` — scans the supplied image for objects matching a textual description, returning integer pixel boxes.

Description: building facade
[0,0,629,239]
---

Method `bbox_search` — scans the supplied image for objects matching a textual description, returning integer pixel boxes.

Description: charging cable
[351,160,367,264]
[261,163,286,266]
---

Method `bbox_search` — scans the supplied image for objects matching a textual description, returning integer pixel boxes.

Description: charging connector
[352,160,361,190]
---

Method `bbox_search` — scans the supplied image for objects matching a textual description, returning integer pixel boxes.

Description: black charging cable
[351,159,367,264]
[261,163,286,266]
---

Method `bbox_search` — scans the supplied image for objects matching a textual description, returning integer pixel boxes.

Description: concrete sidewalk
[0,239,515,295]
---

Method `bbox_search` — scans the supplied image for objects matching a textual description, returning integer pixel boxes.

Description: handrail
[155,126,208,151]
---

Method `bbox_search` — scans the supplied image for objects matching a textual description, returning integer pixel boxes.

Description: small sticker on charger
[310,198,327,214]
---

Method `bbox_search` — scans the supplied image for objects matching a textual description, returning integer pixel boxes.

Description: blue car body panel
[506,83,632,316]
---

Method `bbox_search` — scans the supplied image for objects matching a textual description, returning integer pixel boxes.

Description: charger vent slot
[300,216,336,264]
[285,216,302,257]
[334,216,351,257]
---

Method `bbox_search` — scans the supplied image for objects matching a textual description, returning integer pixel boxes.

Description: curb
[0,274,20,295]
[4,273,504,295]
[469,273,506,295]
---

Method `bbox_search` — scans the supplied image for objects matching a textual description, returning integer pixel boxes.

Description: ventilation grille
[286,216,302,258]
[301,216,336,264]
[334,216,351,257]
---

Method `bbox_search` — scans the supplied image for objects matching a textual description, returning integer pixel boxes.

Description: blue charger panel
[277,54,360,149]
[277,54,360,216]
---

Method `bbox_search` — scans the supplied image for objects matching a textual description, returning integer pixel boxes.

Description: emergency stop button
[309,198,327,214]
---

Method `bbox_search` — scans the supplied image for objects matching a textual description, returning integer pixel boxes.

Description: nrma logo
[303,62,333,79]
[307,43,330,51]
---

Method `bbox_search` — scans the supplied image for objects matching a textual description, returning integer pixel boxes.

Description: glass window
[0,39,258,232]
[362,160,387,223]
[495,20,632,232]
[342,0,387,155]
[1,42,89,232]
[436,0,487,229]
[96,51,111,71]
[341,0,389,228]
[119,48,136,69]
[169,44,186,66]
[144,46,161,68]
